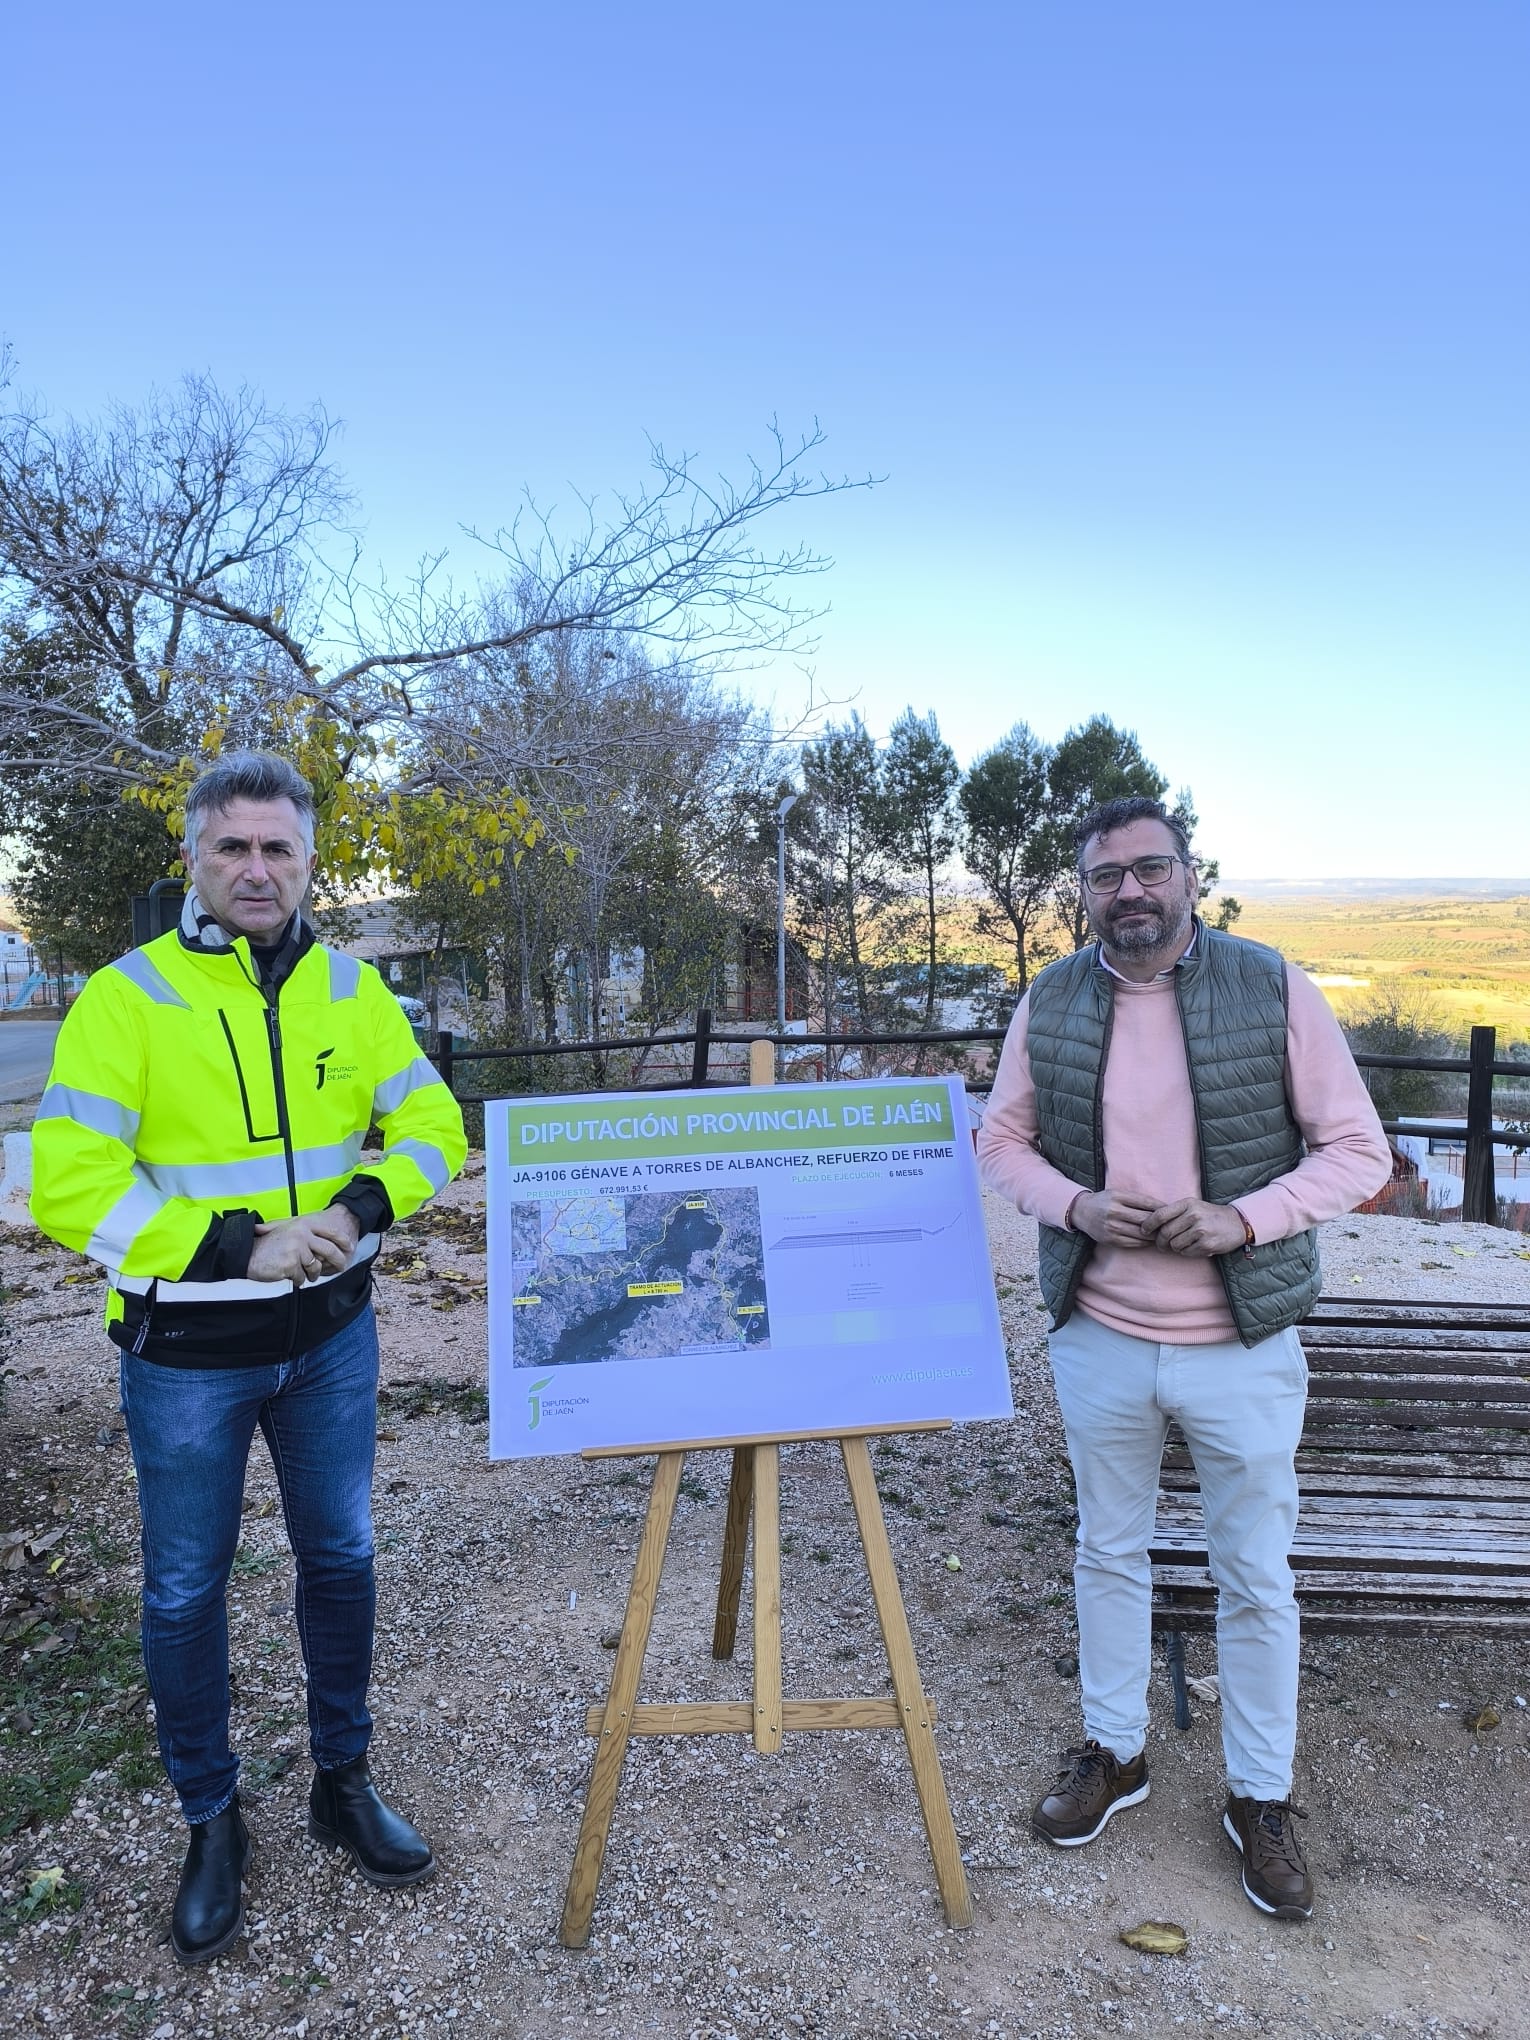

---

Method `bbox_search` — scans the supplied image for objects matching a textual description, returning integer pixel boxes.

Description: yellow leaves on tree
[127,706,544,896]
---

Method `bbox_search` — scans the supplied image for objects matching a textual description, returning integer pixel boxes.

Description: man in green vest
[978,796,1390,1920]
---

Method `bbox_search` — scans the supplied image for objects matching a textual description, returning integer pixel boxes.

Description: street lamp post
[775,792,799,1040]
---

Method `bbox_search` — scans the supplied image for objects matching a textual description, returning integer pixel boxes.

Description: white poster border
[484,1073,1013,1459]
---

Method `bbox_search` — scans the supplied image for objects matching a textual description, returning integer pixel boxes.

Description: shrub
[1356,1175,1435,1220]
[1343,985,1458,1122]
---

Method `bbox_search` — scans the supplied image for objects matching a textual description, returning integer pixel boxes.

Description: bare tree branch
[0,364,872,816]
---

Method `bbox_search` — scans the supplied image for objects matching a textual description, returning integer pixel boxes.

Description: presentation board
[484,1074,1013,1458]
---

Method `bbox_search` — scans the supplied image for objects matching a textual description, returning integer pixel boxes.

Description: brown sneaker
[1032,1739,1150,1847]
[1223,1795,1314,1920]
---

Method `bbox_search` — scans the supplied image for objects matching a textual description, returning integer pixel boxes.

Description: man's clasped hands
[246,1205,364,1285]
[1069,1188,1249,1258]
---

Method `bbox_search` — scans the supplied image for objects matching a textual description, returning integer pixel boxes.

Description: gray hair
[183,750,317,856]
[1074,796,1191,871]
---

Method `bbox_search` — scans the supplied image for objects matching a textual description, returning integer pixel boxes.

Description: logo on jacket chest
[314,1048,360,1090]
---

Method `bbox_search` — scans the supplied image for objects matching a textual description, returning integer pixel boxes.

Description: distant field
[923,890,1530,1047]
[1231,894,1530,1045]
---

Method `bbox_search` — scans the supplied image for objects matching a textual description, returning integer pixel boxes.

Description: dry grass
[1231,894,1530,1043]
[911,891,1530,1046]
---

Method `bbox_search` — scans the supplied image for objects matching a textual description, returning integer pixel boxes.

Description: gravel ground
[1,1170,1528,2040]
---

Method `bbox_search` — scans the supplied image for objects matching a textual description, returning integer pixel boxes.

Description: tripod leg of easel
[559,1450,684,1948]
[840,1435,974,1929]
[711,1445,755,1661]
[751,1443,783,1752]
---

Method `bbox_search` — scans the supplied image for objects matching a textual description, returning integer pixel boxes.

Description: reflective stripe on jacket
[30,925,466,1360]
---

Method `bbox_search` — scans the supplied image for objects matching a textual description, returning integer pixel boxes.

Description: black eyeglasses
[1082,854,1184,895]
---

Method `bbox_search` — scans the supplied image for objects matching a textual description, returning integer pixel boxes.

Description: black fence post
[130,879,186,949]
[690,1008,713,1089]
[1462,1025,1496,1225]
[435,1029,456,1099]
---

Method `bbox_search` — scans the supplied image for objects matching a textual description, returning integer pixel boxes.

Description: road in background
[0,1021,60,1111]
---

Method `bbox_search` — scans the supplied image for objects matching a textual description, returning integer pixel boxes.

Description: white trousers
[1047,1310,1307,1800]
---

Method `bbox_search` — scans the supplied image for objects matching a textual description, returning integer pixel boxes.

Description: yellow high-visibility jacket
[30,914,466,1366]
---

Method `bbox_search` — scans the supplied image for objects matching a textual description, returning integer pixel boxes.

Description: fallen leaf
[1451,1246,1477,1257]
[1120,1921,1188,1956]
[243,1750,297,1789]
[375,1430,401,1444]
[1464,1704,1501,1732]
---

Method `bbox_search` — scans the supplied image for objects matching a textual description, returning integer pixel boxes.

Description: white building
[1392,1120,1530,1211]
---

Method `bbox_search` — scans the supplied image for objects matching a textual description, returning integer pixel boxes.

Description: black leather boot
[170,1797,249,1964]
[308,1757,434,1885]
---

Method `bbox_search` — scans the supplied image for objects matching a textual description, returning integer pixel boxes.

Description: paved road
[0,1021,60,1107]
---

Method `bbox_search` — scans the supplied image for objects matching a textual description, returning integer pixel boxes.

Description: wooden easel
[558,1039,974,1946]
[558,1421,973,1946]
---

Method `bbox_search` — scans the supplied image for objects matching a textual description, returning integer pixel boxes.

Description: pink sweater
[977,957,1392,1343]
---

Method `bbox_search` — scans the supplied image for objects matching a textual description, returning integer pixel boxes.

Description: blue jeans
[119,1308,380,1823]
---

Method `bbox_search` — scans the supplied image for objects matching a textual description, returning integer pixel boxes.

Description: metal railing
[429,1012,1528,1226]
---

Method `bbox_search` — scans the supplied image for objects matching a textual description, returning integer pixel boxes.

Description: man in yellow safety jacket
[31,751,467,1963]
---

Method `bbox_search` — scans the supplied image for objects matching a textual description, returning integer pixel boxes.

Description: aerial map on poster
[508,1187,771,1369]
[485,1076,1012,1458]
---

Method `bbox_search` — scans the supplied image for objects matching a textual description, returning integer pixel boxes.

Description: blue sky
[4,2,1526,879]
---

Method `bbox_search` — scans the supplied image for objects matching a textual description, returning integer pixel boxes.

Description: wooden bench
[1150,1296,1530,1728]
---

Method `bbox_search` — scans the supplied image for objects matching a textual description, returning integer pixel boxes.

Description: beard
[1092,893,1193,961]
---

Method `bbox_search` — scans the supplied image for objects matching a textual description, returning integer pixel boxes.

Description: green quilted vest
[1025,925,1320,1347]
